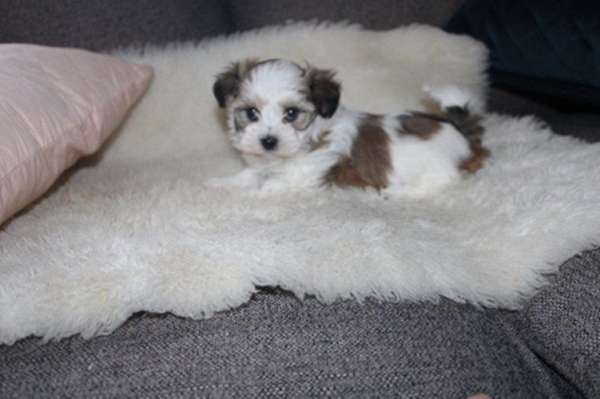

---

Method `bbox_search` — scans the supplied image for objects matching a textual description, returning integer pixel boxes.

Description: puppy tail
[423,84,483,112]
[422,84,484,145]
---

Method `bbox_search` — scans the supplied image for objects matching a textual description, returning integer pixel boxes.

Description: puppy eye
[245,107,259,122]
[283,107,300,123]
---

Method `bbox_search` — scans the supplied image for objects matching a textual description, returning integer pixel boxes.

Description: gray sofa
[1,1,599,398]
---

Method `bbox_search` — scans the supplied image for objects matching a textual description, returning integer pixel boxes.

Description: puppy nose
[260,135,278,151]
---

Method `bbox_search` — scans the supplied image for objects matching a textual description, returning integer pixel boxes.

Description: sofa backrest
[228,0,465,33]
[0,0,234,51]
[0,0,464,51]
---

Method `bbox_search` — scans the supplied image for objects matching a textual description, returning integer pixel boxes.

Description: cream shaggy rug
[1,23,600,345]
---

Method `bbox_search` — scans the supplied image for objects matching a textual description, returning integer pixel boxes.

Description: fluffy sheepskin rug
[1,23,599,345]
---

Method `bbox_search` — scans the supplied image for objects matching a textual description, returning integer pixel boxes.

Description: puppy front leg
[204,168,264,190]
[260,154,330,194]
[259,175,290,193]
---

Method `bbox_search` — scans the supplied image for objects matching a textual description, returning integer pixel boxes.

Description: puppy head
[213,58,340,162]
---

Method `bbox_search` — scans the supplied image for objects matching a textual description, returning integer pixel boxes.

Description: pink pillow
[0,44,153,225]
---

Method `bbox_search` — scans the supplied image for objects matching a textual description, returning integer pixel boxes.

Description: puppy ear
[213,59,258,108]
[306,67,341,118]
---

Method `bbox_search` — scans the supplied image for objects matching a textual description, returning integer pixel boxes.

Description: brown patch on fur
[324,115,392,190]
[444,106,485,147]
[461,144,490,173]
[305,68,341,118]
[324,156,371,188]
[443,106,489,173]
[398,114,442,140]
[310,130,332,151]
[213,58,260,107]
[400,106,490,173]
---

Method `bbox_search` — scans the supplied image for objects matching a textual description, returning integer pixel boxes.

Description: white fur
[225,60,310,160]
[384,122,471,197]
[3,23,598,345]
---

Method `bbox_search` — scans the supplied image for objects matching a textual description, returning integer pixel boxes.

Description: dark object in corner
[447,0,600,113]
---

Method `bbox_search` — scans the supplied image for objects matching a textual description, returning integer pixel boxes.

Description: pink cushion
[0,44,153,225]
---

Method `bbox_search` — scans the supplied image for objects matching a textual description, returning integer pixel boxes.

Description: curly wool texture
[1,23,599,345]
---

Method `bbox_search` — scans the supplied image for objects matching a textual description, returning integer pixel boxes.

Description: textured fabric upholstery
[227,0,464,32]
[0,288,584,398]
[508,250,600,399]
[0,0,233,51]
[489,88,600,142]
[0,0,464,51]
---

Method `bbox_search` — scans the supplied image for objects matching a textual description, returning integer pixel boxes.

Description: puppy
[208,58,489,197]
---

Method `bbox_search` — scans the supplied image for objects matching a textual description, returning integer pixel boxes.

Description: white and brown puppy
[208,58,489,197]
